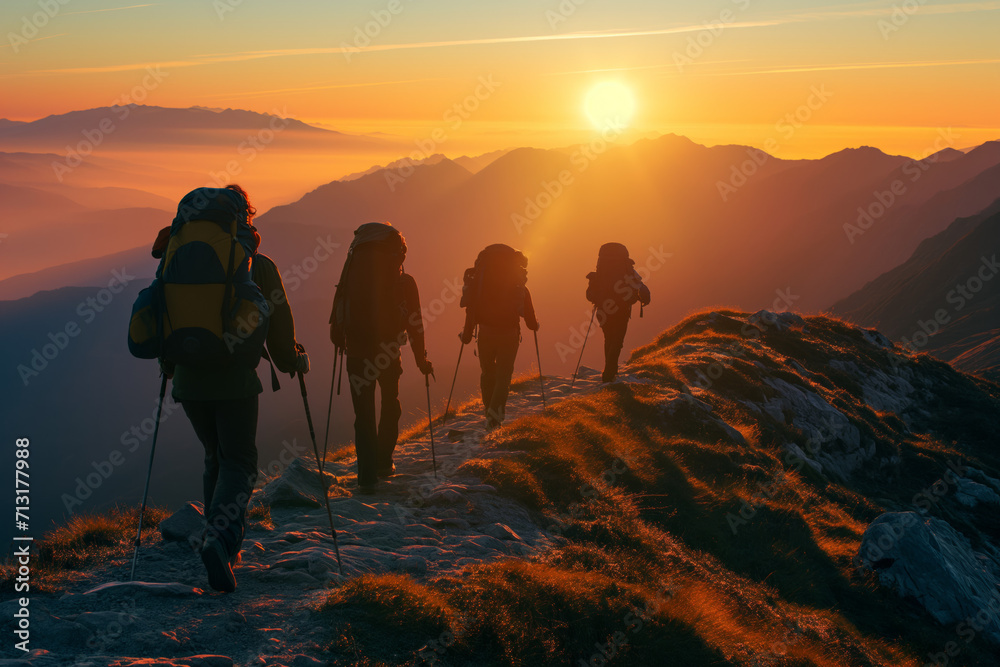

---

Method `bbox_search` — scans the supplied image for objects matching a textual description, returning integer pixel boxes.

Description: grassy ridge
[318,311,1000,665]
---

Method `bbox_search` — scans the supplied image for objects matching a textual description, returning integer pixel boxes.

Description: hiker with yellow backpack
[129,184,309,592]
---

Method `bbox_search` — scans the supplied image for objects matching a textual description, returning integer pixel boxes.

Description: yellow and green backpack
[128,187,269,368]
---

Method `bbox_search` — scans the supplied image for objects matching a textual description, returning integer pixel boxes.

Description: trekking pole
[425,372,437,479]
[572,306,597,388]
[444,336,465,421]
[298,371,344,576]
[322,348,338,464]
[533,330,547,409]
[336,346,345,395]
[129,373,167,582]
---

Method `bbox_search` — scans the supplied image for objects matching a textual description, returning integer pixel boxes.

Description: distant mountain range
[0,105,389,150]
[834,199,1000,380]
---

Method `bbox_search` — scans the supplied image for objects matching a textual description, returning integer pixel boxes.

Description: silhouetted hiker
[460,244,539,430]
[586,243,650,382]
[152,184,309,592]
[330,222,433,495]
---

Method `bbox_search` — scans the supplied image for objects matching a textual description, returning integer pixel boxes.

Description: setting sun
[584,81,637,132]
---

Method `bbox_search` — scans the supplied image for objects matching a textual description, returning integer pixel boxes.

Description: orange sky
[2,0,999,158]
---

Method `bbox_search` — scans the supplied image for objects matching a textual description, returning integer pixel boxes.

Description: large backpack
[330,222,407,350]
[586,242,641,311]
[128,187,269,368]
[460,244,528,328]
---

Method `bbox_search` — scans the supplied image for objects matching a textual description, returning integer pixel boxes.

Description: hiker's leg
[602,314,628,382]
[347,356,378,487]
[376,354,403,469]
[181,400,221,519]
[478,328,498,419]
[204,395,258,558]
[490,326,521,424]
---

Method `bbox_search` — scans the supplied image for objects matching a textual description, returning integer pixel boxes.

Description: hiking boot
[200,536,237,593]
[357,483,377,496]
[601,370,616,383]
[376,464,396,479]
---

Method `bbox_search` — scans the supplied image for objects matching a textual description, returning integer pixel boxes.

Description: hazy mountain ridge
[833,200,1000,378]
[4,311,1000,665]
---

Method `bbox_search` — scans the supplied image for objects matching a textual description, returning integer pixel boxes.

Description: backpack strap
[261,346,281,392]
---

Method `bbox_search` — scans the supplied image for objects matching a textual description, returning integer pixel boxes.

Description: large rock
[159,501,204,543]
[856,512,1000,644]
[262,458,327,507]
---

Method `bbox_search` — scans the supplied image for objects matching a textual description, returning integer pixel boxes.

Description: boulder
[262,458,326,508]
[158,501,204,543]
[856,512,1000,644]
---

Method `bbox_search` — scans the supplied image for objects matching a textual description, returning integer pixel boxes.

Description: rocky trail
[3,368,613,667]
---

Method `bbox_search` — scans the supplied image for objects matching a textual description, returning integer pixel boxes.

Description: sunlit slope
[326,310,1000,665]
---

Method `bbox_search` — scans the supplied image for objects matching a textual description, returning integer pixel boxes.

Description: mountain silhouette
[834,200,1000,379]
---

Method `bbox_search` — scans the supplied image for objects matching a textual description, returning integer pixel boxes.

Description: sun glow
[584,81,637,132]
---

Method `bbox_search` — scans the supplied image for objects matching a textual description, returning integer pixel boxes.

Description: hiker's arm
[256,256,301,374]
[522,287,539,331]
[461,306,475,344]
[403,274,433,374]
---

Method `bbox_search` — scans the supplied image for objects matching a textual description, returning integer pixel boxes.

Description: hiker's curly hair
[225,183,257,222]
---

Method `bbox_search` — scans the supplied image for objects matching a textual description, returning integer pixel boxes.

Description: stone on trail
[484,523,523,541]
[856,512,1000,644]
[158,501,205,543]
[83,581,203,598]
[262,458,327,508]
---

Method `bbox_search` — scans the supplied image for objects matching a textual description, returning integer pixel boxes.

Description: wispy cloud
[707,58,1000,77]
[24,1,1000,76]
[29,21,789,74]
[0,33,68,50]
[63,3,156,16]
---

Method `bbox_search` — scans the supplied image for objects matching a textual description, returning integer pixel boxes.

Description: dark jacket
[463,286,538,338]
[342,270,428,366]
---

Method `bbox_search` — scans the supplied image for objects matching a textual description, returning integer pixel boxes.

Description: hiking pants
[477,324,520,426]
[601,311,630,381]
[347,354,403,486]
[181,396,259,559]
